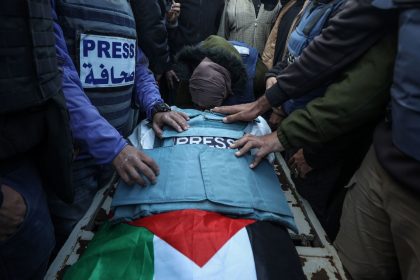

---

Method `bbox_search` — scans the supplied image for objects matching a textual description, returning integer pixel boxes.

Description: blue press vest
[56,0,137,136]
[116,109,296,231]
[112,144,297,232]
[223,41,259,106]
[373,0,420,161]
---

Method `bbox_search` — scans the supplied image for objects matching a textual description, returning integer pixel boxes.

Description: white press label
[80,34,136,88]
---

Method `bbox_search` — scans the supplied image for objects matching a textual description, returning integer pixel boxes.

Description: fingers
[153,112,190,139]
[178,111,190,121]
[162,112,190,132]
[124,164,147,187]
[250,150,267,169]
[224,111,257,123]
[153,122,164,138]
[212,104,243,115]
[113,146,159,187]
[170,112,189,130]
[171,3,181,12]
[164,116,183,132]
[140,152,160,176]
[230,135,249,149]
[235,141,256,157]
[120,155,157,187]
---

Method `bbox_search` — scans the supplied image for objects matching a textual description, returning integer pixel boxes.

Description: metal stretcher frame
[45,153,349,280]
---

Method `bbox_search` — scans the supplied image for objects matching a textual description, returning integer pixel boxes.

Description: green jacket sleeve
[278,33,397,149]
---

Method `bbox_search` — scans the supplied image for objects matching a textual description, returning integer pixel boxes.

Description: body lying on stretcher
[63,109,306,280]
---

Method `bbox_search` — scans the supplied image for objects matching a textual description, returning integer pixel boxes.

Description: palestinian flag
[64,210,304,280]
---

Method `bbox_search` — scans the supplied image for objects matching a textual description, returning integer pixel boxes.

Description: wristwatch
[151,102,171,117]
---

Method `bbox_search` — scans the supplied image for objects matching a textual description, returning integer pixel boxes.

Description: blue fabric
[287,0,344,59]
[229,41,258,79]
[52,0,163,164]
[390,10,420,161]
[224,41,258,106]
[161,109,249,139]
[111,145,297,232]
[0,161,55,280]
[113,203,297,232]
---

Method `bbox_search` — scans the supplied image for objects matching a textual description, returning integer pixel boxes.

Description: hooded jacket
[173,36,250,107]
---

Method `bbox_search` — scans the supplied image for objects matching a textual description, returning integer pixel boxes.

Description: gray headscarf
[189,57,233,109]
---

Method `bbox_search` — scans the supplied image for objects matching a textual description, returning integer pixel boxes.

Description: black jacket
[375,123,420,195]
[265,0,397,106]
[131,0,171,75]
[168,0,225,58]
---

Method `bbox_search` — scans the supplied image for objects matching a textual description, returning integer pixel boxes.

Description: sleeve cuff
[277,128,292,150]
[265,83,289,107]
[147,100,164,121]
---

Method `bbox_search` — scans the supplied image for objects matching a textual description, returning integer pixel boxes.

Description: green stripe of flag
[64,223,154,280]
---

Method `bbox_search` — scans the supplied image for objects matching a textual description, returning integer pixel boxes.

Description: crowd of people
[0,0,419,279]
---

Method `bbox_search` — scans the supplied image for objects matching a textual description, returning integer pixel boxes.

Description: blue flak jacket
[51,0,163,164]
[113,110,297,232]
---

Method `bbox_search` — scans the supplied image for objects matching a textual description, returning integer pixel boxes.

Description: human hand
[230,132,284,169]
[165,70,180,90]
[152,110,189,138]
[112,145,160,187]
[266,77,277,89]
[166,1,181,24]
[0,185,26,241]
[212,96,271,123]
[288,148,313,178]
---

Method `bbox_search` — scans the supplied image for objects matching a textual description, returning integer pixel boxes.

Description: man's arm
[265,0,397,107]
[134,47,189,136]
[277,33,397,150]
[134,48,163,120]
[52,8,127,164]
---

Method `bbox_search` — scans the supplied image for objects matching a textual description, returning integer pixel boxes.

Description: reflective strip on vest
[56,0,137,135]
[0,0,61,113]
[111,144,297,232]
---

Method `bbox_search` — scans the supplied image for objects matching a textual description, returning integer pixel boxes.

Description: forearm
[135,48,163,120]
[53,18,126,164]
[265,61,287,79]
[277,33,396,149]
